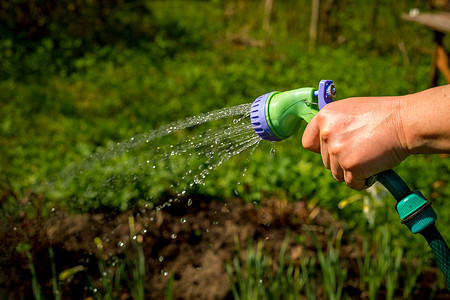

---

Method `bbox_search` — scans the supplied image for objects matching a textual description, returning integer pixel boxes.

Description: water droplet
[180,218,187,224]
[233,119,239,124]
[171,233,177,239]
[270,143,276,156]
[187,199,193,206]
[118,241,124,247]
[159,256,164,262]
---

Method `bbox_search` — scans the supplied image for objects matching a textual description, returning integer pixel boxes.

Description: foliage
[227,226,426,299]
[226,235,313,300]
[1,0,450,280]
[312,229,347,300]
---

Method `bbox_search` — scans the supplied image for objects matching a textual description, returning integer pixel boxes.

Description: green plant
[48,247,61,300]
[356,225,410,300]
[94,237,124,299]
[165,272,175,300]
[402,250,424,298]
[300,256,317,300]
[385,247,403,300]
[226,234,312,300]
[307,228,347,300]
[124,216,146,300]
[16,243,42,300]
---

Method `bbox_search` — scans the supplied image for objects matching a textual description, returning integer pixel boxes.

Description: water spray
[251,80,450,290]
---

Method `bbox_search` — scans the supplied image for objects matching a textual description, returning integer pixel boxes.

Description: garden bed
[1,197,449,299]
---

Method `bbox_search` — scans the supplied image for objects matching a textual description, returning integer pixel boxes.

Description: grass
[2,0,450,298]
[313,229,347,300]
[49,247,61,300]
[226,234,312,300]
[94,237,124,299]
[226,226,426,299]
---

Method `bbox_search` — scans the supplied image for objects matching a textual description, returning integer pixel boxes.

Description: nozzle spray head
[250,80,335,141]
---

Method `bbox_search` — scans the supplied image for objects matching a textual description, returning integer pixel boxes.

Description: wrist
[399,86,450,154]
[398,94,416,154]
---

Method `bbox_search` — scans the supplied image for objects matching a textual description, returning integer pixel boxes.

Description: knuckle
[340,157,358,172]
[328,141,343,157]
[320,127,333,143]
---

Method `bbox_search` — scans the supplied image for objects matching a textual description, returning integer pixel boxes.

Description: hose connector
[396,191,437,234]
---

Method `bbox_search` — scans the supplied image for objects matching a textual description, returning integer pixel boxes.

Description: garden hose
[250,80,450,290]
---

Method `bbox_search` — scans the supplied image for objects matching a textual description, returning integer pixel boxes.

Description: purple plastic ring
[250,92,282,141]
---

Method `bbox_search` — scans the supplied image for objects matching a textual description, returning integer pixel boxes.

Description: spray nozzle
[251,80,335,141]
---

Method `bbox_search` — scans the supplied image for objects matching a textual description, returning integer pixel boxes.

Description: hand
[302,96,410,190]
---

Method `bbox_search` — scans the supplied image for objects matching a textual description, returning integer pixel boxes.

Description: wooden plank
[401,12,450,33]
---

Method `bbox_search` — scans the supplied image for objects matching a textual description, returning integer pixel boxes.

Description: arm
[403,85,450,154]
[302,84,450,190]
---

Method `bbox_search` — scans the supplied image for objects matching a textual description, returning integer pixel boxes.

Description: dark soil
[1,197,449,299]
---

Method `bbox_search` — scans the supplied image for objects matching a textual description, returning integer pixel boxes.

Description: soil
[1,197,449,299]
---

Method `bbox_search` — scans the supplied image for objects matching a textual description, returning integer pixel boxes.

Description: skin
[302,84,450,191]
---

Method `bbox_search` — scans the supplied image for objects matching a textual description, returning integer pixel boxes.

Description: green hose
[377,170,450,290]
[376,170,411,200]
[421,225,450,289]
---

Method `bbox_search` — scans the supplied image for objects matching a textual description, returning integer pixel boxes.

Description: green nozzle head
[265,87,319,140]
[251,81,334,141]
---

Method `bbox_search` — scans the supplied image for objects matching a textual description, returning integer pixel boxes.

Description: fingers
[302,116,321,153]
[330,160,344,182]
[343,170,367,191]
[302,111,369,190]
[320,138,330,169]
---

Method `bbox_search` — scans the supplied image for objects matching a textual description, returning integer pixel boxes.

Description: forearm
[401,85,450,154]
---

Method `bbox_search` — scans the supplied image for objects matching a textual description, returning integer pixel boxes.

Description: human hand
[301,96,410,190]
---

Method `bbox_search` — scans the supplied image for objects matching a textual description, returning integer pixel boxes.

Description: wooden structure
[402,11,450,85]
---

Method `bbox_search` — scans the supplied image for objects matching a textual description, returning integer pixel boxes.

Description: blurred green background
[1,0,450,251]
